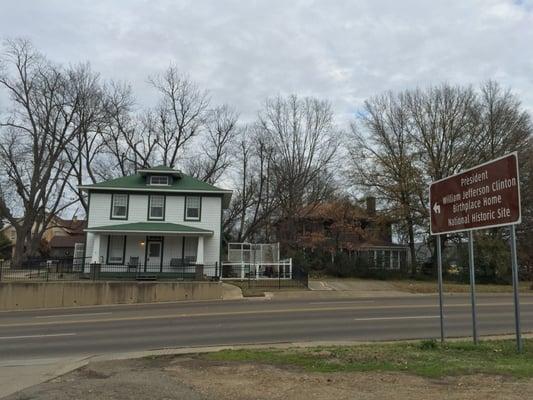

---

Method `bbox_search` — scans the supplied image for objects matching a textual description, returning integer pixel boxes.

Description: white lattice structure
[227,242,280,263]
[223,242,291,280]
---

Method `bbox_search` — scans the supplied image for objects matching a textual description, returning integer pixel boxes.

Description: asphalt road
[1,293,532,360]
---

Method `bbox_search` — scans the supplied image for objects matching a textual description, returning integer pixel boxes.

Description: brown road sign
[430,152,521,235]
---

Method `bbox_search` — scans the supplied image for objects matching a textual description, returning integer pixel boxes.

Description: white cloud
[1,0,532,123]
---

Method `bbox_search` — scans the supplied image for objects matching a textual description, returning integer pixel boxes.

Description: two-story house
[275,197,408,270]
[79,166,232,273]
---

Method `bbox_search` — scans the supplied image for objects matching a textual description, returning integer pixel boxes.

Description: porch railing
[0,257,219,282]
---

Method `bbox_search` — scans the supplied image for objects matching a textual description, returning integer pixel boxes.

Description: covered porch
[84,222,215,277]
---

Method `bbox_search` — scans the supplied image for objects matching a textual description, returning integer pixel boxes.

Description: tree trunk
[407,218,417,275]
[12,225,33,267]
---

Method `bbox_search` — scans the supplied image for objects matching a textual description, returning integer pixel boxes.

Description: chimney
[366,196,376,215]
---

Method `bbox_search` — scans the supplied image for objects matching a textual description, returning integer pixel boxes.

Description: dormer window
[150,175,169,185]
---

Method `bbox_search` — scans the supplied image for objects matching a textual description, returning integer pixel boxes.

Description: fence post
[278,263,281,289]
[0,260,2,281]
[289,258,293,280]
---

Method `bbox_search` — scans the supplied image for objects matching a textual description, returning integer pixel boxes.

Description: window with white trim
[149,195,165,220]
[108,236,125,264]
[185,196,201,220]
[111,194,128,219]
[150,175,169,185]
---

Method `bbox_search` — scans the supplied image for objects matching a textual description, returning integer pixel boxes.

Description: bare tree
[146,65,209,167]
[63,63,109,213]
[406,84,481,184]
[185,105,239,184]
[100,81,150,175]
[348,92,423,272]
[224,128,278,242]
[224,95,339,244]
[351,82,532,271]
[98,65,220,176]
[478,80,531,160]
[0,39,84,265]
[257,95,338,219]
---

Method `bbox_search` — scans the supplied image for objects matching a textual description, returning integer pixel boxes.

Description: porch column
[91,233,101,263]
[196,236,205,265]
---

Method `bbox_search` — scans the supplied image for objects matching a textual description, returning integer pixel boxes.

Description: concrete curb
[221,283,243,300]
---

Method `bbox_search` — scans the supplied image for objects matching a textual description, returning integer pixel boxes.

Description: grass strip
[203,339,533,378]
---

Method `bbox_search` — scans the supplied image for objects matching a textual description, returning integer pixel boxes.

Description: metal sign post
[429,153,522,350]
[436,235,445,342]
[510,224,523,352]
[468,231,478,344]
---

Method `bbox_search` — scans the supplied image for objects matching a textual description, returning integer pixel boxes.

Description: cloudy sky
[1,0,533,123]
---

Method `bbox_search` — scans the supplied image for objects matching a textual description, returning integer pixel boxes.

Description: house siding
[86,192,222,265]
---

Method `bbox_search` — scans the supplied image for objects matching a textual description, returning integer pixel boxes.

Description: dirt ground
[6,355,533,400]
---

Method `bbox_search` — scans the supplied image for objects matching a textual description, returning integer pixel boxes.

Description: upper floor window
[111,194,128,219]
[149,195,165,220]
[185,196,201,221]
[149,175,169,185]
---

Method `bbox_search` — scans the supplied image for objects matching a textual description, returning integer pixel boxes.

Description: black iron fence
[0,257,220,282]
[0,257,310,287]
[0,257,309,288]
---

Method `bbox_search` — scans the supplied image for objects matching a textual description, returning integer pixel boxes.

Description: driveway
[308,278,405,295]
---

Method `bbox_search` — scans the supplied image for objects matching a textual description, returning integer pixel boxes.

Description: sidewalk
[0,356,91,398]
[265,278,411,300]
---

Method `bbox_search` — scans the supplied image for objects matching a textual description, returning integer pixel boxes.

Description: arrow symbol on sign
[433,203,441,214]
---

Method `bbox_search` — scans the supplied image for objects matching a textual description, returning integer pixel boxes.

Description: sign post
[429,152,521,350]
[468,230,478,344]
[510,224,522,352]
[436,235,445,343]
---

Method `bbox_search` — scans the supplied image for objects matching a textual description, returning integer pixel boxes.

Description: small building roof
[55,218,86,235]
[48,235,85,248]
[85,222,213,236]
[137,165,182,177]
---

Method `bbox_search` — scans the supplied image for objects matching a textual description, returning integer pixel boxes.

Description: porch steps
[135,274,158,281]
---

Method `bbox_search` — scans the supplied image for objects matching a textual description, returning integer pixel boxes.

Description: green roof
[85,222,213,235]
[81,171,224,192]
[78,167,232,207]
[143,165,176,171]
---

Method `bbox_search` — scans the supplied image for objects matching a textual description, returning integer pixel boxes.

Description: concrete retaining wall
[0,281,225,310]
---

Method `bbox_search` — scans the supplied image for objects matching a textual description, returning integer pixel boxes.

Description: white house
[79,166,232,273]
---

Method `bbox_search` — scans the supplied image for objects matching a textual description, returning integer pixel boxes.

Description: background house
[276,197,408,270]
[0,217,86,259]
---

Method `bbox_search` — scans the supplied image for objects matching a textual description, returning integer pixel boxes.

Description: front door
[146,240,162,270]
